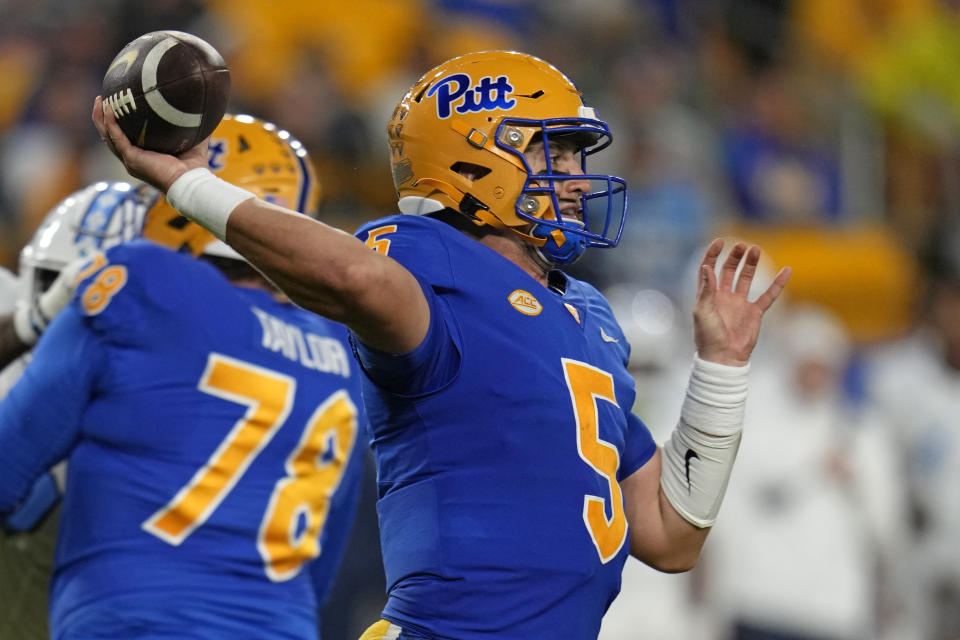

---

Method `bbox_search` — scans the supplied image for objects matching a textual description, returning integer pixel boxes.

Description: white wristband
[165,168,256,241]
[660,354,750,528]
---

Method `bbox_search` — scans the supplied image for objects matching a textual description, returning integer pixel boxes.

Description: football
[102,30,230,155]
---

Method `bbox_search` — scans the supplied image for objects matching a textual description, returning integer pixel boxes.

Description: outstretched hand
[692,239,791,367]
[91,96,208,193]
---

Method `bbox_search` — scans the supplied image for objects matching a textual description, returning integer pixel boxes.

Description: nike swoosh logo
[599,327,619,343]
[684,449,700,492]
[107,50,139,76]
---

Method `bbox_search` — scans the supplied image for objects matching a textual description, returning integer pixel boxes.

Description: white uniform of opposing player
[0,267,26,397]
[866,333,960,640]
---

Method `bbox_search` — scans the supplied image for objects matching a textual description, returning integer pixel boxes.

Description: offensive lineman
[0,116,367,639]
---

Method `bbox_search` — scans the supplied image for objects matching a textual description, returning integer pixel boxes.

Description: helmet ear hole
[167,215,191,230]
[450,162,491,181]
[34,267,60,296]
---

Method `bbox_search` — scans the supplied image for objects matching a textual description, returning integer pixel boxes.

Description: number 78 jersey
[355,215,657,640]
[0,242,366,640]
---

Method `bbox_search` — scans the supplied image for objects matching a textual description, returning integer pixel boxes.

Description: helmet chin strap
[531,219,588,266]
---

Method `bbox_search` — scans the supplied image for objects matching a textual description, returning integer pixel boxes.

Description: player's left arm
[620,450,707,572]
[3,467,63,531]
[622,240,790,572]
[0,303,102,517]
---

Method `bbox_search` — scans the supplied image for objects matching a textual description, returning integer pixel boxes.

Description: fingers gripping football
[95,30,229,193]
[101,31,229,155]
[93,96,206,193]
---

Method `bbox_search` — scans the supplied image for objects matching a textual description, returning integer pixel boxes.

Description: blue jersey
[0,242,366,640]
[353,215,656,640]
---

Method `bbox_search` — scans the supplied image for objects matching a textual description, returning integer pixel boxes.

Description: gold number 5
[364,224,398,255]
[562,358,627,563]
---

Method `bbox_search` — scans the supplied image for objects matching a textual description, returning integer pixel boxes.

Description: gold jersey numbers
[365,225,398,256]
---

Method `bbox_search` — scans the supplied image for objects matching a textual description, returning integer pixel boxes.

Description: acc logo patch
[508,289,542,316]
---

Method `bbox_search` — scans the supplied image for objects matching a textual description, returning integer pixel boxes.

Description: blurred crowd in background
[3,0,960,639]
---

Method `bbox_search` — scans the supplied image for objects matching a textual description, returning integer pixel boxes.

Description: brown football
[102,31,230,155]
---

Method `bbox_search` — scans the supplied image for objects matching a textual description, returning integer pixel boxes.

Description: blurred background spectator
[696,302,910,640]
[3,0,960,638]
[599,283,704,640]
[862,215,960,640]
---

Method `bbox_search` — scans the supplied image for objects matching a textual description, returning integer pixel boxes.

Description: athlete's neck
[477,233,550,287]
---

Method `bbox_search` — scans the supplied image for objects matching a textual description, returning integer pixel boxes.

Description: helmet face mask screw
[521,195,539,212]
[503,128,524,147]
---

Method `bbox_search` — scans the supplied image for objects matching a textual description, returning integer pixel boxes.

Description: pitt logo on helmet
[427,73,516,119]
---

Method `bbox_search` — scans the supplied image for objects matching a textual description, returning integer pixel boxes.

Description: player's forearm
[653,487,710,571]
[225,199,385,320]
[0,306,99,514]
[165,171,429,353]
[660,356,748,528]
[0,315,31,370]
[622,451,709,573]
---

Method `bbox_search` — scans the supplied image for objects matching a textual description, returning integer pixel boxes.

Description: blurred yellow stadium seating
[724,222,920,344]
[206,0,428,103]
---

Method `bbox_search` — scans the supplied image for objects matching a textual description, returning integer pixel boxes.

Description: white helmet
[0,266,19,314]
[18,181,154,303]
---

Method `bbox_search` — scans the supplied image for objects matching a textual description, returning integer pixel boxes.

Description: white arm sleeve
[660,354,750,528]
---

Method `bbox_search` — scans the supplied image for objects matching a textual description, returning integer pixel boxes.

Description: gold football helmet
[386,50,626,264]
[143,113,321,257]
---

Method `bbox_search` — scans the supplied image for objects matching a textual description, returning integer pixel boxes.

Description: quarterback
[94,51,790,639]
